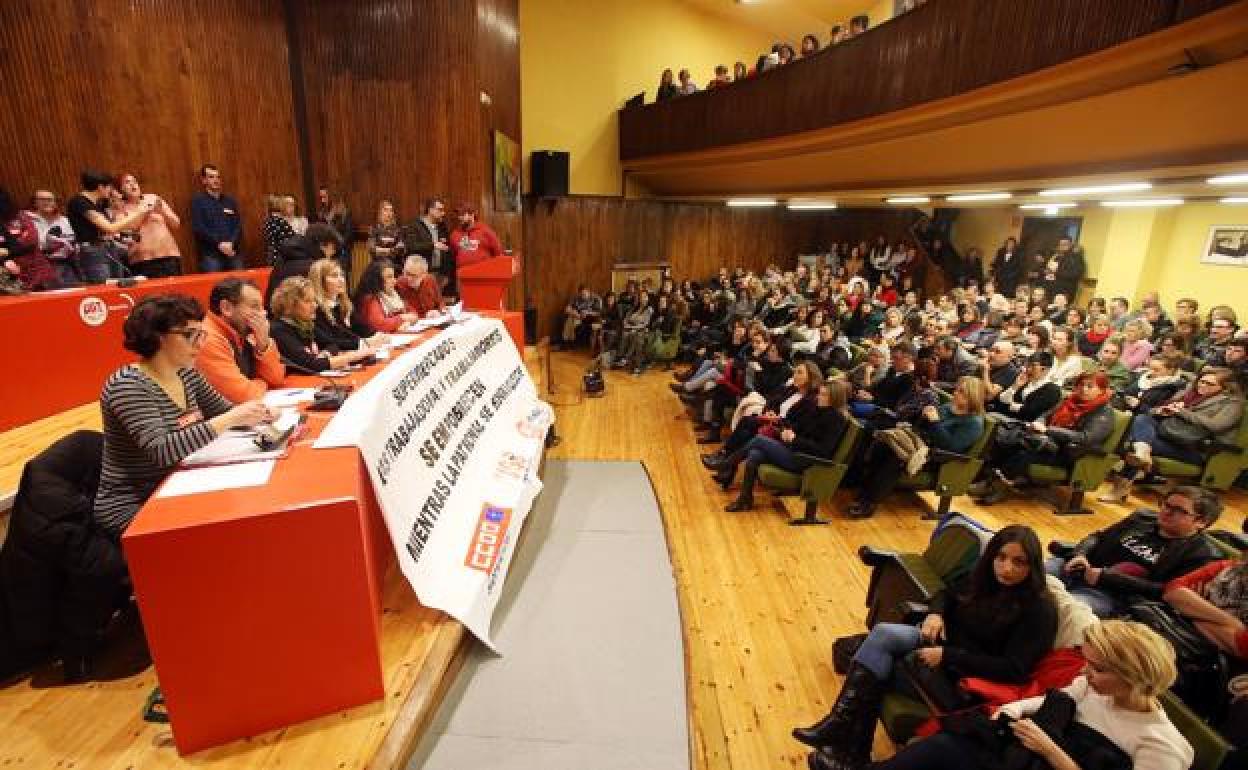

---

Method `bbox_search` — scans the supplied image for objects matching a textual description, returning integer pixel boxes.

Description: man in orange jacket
[196,277,286,402]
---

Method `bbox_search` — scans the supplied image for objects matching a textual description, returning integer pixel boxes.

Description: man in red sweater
[448,202,503,272]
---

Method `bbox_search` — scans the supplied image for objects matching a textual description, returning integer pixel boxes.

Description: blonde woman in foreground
[852,620,1193,770]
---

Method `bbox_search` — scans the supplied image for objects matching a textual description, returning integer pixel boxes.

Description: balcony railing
[619,0,1236,160]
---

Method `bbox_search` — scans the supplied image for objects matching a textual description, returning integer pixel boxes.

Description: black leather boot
[724,462,757,511]
[793,662,880,749]
[801,662,884,768]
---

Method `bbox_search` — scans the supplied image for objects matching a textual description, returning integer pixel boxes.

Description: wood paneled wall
[0,0,302,267]
[523,196,918,339]
[0,0,520,288]
[619,0,1237,160]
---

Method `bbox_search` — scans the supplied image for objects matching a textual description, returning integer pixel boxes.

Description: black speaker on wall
[531,150,569,197]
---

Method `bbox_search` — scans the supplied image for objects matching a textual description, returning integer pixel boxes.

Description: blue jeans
[199,250,243,273]
[851,622,922,680]
[742,434,808,473]
[874,732,984,770]
[1045,557,1120,618]
[683,361,721,391]
[77,244,113,284]
[1123,414,1205,479]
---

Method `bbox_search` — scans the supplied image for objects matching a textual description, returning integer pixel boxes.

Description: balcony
[619,0,1248,197]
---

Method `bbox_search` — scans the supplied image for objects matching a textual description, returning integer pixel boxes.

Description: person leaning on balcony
[676,68,698,95]
[706,65,731,89]
[656,68,678,102]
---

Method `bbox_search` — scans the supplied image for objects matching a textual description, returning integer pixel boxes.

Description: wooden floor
[540,349,1248,770]
[3,350,1247,770]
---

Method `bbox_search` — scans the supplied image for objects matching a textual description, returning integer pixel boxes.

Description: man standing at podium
[449,202,504,295]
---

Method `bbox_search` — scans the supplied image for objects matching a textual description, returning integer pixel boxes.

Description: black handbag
[1158,416,1211,447]
[899,651,981,714]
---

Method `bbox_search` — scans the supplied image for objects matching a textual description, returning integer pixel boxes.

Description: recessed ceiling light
[1208,174,1248,186]
[1100,198,1184,207]
[1019,203,1077,210]
[946,192,1012,202]
[726,198,777,207]
[1039,182,1152,197]
[1221,197,1248,204]
[885,196,930,204]
[787,201,838,210]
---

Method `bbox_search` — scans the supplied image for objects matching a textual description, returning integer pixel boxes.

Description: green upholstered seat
[1160,690,1230,770]
[757,418,864,525]
[1149,408,1248,491]
[1024,408,1131,514]
[894,418,997,519]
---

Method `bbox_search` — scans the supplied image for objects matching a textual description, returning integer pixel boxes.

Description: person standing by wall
[190,164,242,272]
[448,202,504,296]
[115,173,182,278]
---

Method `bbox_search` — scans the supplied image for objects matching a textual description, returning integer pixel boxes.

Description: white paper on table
[318,369,350,378]
[263,388,318,408]
[156,460,276,498]
[388,333,419,347]
[373,347,392,361]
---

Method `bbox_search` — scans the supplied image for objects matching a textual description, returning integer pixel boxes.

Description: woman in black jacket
[702,360,823,468]
[308,258,384,353]
[269,276,374,373]
[974,371,1115,505]
[715,380,853,511]
[797,525,1057,770]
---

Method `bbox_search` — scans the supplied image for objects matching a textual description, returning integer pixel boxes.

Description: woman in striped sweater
[94,294,272,538]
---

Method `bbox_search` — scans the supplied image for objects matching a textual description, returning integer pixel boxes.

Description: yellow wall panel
[521,0,775,195]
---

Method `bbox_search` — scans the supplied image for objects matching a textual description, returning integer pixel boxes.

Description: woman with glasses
[95,295,274,540]
[1101,367,1244,503]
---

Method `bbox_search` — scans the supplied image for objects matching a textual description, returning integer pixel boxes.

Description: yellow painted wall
[949,202,1248,308]
[520,0,776,196]
[866,0,894,27]
[1149,203,1248,309]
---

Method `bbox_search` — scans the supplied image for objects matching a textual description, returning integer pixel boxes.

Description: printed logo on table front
[464,504,512,573]
[79,297,109,326]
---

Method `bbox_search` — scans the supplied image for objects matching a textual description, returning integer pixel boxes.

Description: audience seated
[195,277,286,402]
[796,526,1057,770]
[351,258,421,333]
[269,276,372,372]
[973,371,1116,505]
[394,254,446,319]
[869,620,1192,770]
[1102,367,1245,502]
[1046,486,1222,618]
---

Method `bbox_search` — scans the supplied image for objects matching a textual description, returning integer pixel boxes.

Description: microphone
[280,357,355,411]
[101,244,142,287]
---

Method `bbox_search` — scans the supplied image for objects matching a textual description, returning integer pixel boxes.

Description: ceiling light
[787,201,838,210]
[885,196,929,204]
[1221,197,1248,204]
[1208,174,1248,186]
[1019,203,1077,210]
[1100,198,1184,207]
[726,198,777,207]
[1039,182,1152,197]
[946,192,1012,202]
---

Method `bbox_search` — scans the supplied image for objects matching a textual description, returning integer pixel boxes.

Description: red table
[122,310,524,754]
[0,271,270,432]
[0,271,525,433]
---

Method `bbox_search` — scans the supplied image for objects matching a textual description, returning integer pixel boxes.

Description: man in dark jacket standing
[1042,236,1086,302]
[1048,486,1222,617]
[405,197,452,294]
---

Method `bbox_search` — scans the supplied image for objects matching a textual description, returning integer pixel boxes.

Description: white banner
[317,318,552,650]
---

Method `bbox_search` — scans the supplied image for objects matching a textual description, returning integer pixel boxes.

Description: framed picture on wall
[1201,225,1248,265]
[493,131,522,213]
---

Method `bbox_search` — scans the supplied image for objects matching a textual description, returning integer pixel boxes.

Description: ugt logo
[463,504,511,573]
[78,297,108,327]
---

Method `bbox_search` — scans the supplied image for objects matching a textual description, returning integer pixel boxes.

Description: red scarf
[1048,372,1111,428]
[1084,328,1110,345]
